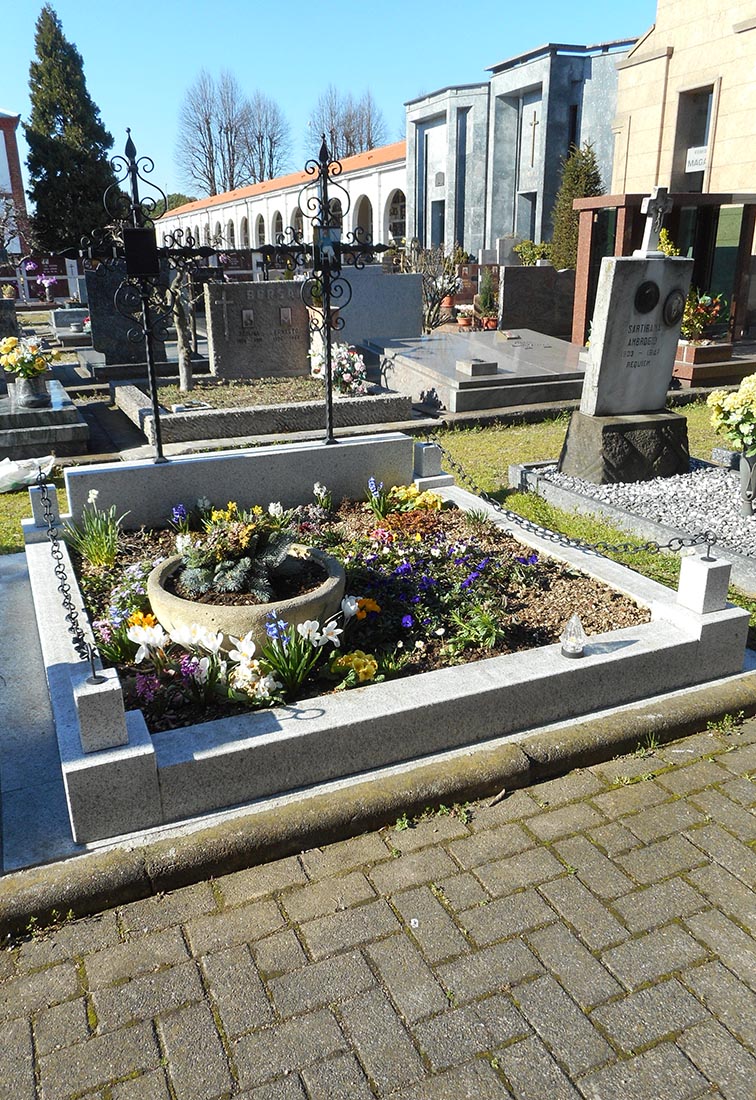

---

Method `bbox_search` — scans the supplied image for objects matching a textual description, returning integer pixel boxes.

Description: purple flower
[179,653,199,682]
[515,552,539,566]
[394,561,412,576]
[401,614,414,628]
[368,477,383,497]
[172,503,188,524]
[135,672,160,702]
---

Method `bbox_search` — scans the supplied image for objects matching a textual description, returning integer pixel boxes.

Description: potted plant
[456,304,474,328]
[0,335,59,407]
[707,377,756,515]
[477,268,498,329]
[147,500,346,652]
[676,288,731,365]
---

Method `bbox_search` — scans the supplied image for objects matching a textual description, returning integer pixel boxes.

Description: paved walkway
[3,722,754,1100]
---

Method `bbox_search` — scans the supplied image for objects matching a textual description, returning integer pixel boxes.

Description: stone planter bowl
[147,547,346,653]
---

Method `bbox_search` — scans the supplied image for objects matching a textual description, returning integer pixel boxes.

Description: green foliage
[513,239,551,266]
[442,603,510,658]
[24,5,117,251]
[477,267,497,316]
[549,142,604,271]
[706,710,745,735]
[64,497,127,569]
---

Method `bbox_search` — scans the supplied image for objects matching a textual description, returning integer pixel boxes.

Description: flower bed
[70,483,650,734]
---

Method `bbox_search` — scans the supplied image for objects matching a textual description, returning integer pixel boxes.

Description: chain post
[424,435,718,562]
[35,468,104,682]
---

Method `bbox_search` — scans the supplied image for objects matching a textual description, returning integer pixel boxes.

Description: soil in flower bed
[73,503,650,733]
[155,376,329,409]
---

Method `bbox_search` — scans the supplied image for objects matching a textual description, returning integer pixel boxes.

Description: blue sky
[3,0,658,200]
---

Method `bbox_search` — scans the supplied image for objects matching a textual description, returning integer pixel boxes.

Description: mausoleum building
[405,40,636,258]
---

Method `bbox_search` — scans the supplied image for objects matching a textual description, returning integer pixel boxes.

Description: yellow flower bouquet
[0,335,59,379]
[707,374,756,456]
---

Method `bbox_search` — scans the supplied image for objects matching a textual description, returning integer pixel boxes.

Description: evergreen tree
[24,5,116,251]
[549,142,604,271]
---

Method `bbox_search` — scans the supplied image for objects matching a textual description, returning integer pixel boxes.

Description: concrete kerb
[2,669,756,940]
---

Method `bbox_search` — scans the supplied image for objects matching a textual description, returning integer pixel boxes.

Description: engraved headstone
[85,264,167,366]
[205,281,309,379]
[558,191,694,484]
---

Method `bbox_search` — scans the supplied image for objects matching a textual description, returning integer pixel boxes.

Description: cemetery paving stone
[2,726,755,1098]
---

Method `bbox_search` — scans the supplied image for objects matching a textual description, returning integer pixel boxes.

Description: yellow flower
[356,597,381,619]
[331,649,378,682]
[127,610,157,628]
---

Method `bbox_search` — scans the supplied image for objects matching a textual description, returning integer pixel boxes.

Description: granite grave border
[22,437,749,844]
[110,381,414,445]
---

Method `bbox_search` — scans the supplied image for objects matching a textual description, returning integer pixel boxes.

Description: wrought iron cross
[636,186,674,257]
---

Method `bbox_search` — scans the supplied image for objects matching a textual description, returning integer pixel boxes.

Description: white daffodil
[340,595,360,620]
[296,619,321,644]
[126,623,169,663]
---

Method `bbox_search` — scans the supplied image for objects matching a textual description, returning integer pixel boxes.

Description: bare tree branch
[307,86,387,160]
[176,70,292,196]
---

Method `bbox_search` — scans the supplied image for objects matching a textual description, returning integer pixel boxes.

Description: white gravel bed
[541,459,756,559]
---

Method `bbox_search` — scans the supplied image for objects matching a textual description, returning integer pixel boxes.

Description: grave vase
[13,375,51,409]
[739,453,756,517]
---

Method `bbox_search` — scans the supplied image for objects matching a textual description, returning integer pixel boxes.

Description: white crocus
[317,620,343,648]
[228,631,257,662]
[195,627,224,654]
[127,623,169,663]
[256,673,282,699]
[296,619,321,644]
[340,595,360,620]
[175,533,192,555]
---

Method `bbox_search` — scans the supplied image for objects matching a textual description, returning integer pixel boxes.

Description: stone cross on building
[634,186,673,257]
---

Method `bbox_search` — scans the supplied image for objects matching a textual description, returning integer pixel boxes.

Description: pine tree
[549,143,604,271]
[24,5,116,251]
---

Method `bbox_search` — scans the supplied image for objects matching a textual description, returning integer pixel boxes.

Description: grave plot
[22,434,749,844]
[110,370,414,446]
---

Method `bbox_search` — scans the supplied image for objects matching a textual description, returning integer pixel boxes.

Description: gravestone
[558,187,693,484]
[85,264,167,366]
[0,300,19,340]
[205,281,309,379]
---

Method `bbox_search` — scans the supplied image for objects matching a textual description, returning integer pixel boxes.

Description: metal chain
[425,435,717,560]
[36,468,99,674]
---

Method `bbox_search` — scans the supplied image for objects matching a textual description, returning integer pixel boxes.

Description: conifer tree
[24,5,116,251]
[549,142,604,271]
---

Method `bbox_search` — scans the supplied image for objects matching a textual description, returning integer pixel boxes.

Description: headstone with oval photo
[558,187,694,484]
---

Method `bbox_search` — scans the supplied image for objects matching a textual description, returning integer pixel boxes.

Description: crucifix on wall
[529,110,539,168]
